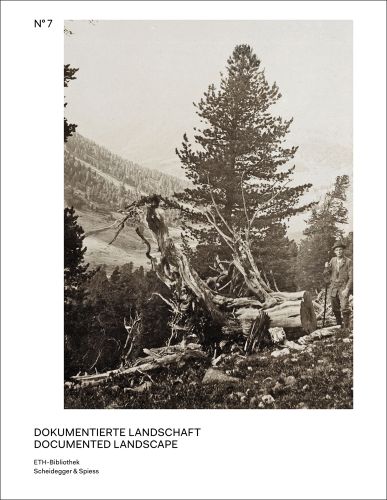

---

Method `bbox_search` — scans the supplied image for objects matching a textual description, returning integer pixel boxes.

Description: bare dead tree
[121,312,142,365]
[88,323,121,372]
[83,189,316,346]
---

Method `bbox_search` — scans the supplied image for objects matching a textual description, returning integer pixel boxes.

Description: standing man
[324,240,353,329]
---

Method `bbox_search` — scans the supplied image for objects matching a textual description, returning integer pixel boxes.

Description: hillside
[65,134,187,271]
[74,207,182,272]
[65,133,188,210]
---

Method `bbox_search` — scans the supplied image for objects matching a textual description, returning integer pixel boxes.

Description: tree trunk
[139,198,317,336]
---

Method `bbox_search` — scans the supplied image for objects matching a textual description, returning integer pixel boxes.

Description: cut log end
[300,291,317,334]
[236,291,317,335]
[268,291,317,333]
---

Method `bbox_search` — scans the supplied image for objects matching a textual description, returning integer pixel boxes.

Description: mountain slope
[64,134,187,272]
[65,133,188,211]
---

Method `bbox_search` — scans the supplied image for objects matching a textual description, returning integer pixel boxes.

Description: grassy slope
[66,136,187,273]
[77,208,149,272]
[65,327,353,410]
[76,208,182,273]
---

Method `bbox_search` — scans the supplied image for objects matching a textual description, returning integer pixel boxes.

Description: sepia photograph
[63,20,353,409]
[2,1,386,498]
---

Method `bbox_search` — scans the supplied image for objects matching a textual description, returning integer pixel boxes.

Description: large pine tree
[175,44,313,279]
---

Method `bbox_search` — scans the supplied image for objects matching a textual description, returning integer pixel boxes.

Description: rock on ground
[269,327,286,344]
[261,394,275,405]
[284,376,297,387]
[298,326,340,345]
[202,368,239,385]
[283,340,306,351]
[271,348,290,358]
[124,381,152,393]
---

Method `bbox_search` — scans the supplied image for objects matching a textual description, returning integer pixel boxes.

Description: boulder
[271,348,290,358]
[284,376,297,387]
[269,327,286,344]
[124,381,152,393]
[298,326,340,345]
[202,368,239,385]
[261,394,275,405]
[283,340,306,351]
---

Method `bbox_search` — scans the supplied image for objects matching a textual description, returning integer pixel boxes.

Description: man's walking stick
[322,261,330,327]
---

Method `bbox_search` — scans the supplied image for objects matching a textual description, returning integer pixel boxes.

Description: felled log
[231,291,316,335]
[70,343,207,386]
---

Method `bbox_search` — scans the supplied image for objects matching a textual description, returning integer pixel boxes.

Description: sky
[64,20,352,236]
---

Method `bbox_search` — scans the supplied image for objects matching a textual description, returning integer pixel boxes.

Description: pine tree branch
[250,180,290,227]
[202,211,236,252]
[207,174,234,237]
[240,171,250,229]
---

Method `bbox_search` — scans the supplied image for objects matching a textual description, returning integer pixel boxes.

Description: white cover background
[1,2,386,499]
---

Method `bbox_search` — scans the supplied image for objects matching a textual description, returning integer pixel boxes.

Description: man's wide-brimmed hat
[332,240,346,250]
